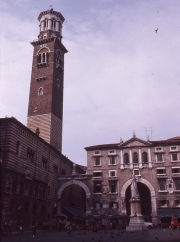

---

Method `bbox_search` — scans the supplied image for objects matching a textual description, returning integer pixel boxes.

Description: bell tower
[27,8,68,152]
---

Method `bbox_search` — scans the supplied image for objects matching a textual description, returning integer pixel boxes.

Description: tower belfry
[27,8,68,152]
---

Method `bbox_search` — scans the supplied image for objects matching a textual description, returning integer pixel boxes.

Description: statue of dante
[131,174,140,199]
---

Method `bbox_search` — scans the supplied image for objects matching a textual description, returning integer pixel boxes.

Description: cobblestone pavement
[1,228,180,242]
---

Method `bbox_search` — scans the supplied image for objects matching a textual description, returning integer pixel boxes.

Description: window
[109,170,116,177]
[170,146,178,151]
[171,153,178,161]
[158,179,166,191]
[16,140,21,157]
[54,188,58,198]
[133,169,140,176]
[94,182,102,193]
[109,156,116,165]
[159,200,168,207]
[94,157,101,166]
[156,168,166,175]
[27,148,35,162]
[123,153,129,165]
[29,184,33,196]
[42,157,48,170]
[172,167,180,174]
[12,179,17,193]
[175,200,180,207]
[93,171,102,178]
[38,87,43,96]
[60,168,66,175]
[53,165,58,174]
[94,202,102,209]
[35,186,39,197]
[142,152,148,164]
[48,185,50,196]
[51,19,56,29]
[109,180,117,193]
[109,202,118,209]
[108,150,116,155]
[174,179,180,190]
[156,147,163,152]
[133,152,138,163]
[156,153,163,162]
[94,151,100,155]
[56,49,63,68]
[37,50,49,68]
[19,182,24,194]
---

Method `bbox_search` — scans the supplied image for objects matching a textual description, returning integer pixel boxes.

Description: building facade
[0,117,85,229]
[57,134,180,225]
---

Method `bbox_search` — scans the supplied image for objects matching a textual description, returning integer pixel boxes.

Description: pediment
[119,137,151,148]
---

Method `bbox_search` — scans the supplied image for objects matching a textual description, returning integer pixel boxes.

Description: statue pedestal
[126,198,148,231]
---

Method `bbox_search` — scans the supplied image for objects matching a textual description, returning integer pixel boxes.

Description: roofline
[84,137,180,151]
[0,117,74,164]
[38,9,65,22]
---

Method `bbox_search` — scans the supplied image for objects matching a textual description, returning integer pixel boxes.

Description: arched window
[142,152,148,164]
[42,53,45,62]
[48,185,50,196]
[51,19,56,29]
[133,152,138,163]
[38,87,43,96]
[16,140,21,157]
[123,153,129,164]
[37,54,41,63]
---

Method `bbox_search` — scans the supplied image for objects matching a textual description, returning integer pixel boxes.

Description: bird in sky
[155,28,158,33]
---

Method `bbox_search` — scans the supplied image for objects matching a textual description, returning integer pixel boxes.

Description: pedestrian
[19,219,23,234]
[66,223,72,237]
[3,220,8,236]
[7,218,13,236]
[31,217,37,238]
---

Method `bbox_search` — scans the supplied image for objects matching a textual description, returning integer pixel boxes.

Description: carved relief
[102,182,109,194]
[167,178,174,194]
[25,166,32,180]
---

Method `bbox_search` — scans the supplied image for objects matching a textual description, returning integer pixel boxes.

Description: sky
[0,0,180,166]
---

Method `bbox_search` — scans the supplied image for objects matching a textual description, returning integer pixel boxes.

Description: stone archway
[58,180,91,215]
[121,178,156,218]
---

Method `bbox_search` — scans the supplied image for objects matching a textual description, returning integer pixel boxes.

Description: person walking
[66,223,72,237]
[19,219,23,235]
[3,220,8,237]
[7,218,13,236]
[31,217,37,238]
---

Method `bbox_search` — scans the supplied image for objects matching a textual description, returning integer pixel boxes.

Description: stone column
[48,19,52,30]
[120,150,124,169]
[148,148,152,168]
[41,54,43,63]
[120,197,127,215]
[41,21,45,32]
[86,196,91,215]
[130,149,133,169]
[45,53,47,63]
[56,21,60,32]
[57,198,62,215]
[139,148,142,168]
